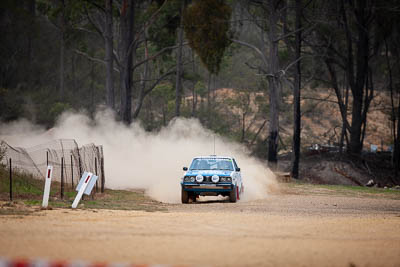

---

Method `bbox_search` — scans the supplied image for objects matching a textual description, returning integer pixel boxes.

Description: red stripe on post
[85,175,91,183]
[49,261,68,267]
[47,169,51,179]
[12,259,30,267]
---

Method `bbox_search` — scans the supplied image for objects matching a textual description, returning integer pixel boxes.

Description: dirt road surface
[1,187,400,267]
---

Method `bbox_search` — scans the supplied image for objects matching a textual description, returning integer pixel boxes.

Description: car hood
[185,170,233,176]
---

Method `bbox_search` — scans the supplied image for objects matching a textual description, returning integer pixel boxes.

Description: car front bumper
[181,183,234,192]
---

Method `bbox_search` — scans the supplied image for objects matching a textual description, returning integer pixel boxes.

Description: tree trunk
[90,63,95,116]
[191,50,197,117]
[105,0,115,109]
[386,39,399,179]
[119,0,135,124]
[241,112,246,143]
[339,82,349,153]
[342,0,370,154]
[59,0,65,100]
[175,0,185,117]
[27,0,35,75]
[291,0,302,179]
[132,39,149,119]
[207,71,212,126]
[267,1,280,165]
[395,93,400,181]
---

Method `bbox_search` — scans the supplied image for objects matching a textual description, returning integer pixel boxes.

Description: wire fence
[0,139,105,191]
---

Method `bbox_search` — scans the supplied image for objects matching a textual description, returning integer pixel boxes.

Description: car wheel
[181,188,189,204]
[229,186,237,203]
[189,192,197,203]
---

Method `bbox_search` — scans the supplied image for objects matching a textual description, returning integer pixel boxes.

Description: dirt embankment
[0,185,399,267]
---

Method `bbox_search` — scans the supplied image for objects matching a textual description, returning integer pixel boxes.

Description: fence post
[9,158,12,202]
[100,156,105,193]
[95,157,98,193]
[70,154,74,189]
[61,157,64,199]
[78,154,82,178]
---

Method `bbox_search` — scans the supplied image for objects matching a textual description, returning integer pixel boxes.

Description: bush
[0,87,24,121]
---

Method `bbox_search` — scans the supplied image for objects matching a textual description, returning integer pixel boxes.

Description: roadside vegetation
[0,165,166,215]
[281,180,400,200]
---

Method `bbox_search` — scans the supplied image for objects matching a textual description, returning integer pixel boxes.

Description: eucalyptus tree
[174,0,186,117]
[307,0,388,155]
[80,0,182,124]
[104,0,114,109]
[232,0,296,166]
[377,0,400,180]
[291,0,302,178]
[37,0,87,99]
[183,0,232,120]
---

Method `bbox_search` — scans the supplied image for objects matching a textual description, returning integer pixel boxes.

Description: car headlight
[196,174,204,183]
[184,176,195,182]
[220,177,232,182]
[211,175,219,183]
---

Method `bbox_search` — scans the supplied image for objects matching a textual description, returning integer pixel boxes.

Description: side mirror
[183,167,188,171]
[236,167,240,172]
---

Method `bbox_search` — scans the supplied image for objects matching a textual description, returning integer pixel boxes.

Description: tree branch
[301,97,338,104]
[74,49,120,73]
[231,39,269,70]
[274,24,316,43]
[127,0,169,59]
[84,6,104,40]
[132,42,188,70]
[144,70,176,96]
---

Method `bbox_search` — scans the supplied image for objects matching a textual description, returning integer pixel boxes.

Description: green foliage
[37,0,88,26]
[31,86,73,126]
[147,0,181,51]
[194,81,207,97]
[0,166,43,197]
[183,0,232,74]
[279,48,289,64]
[183,72,202,82]
[49,102,72,120]
[0,88,24,121]
[152,82,175,100]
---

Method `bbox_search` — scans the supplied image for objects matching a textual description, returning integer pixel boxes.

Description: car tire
[181,188,189,204]
[189,192,196,203]
[229,186,237,203]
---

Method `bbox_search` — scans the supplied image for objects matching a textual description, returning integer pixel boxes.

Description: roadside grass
[282,179,400,199]
[0,201,36,216]
[0,166,166,215]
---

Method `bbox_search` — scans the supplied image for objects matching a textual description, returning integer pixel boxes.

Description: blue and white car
[181,156,243,203]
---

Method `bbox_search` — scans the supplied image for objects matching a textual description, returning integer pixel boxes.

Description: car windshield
[189,158,234,171]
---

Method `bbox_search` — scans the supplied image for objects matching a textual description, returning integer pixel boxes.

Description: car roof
[193,155,233,160]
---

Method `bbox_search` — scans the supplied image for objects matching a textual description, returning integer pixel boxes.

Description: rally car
[180,156,243,203]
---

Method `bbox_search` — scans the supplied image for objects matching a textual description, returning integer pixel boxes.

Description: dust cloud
[0,109,276,203]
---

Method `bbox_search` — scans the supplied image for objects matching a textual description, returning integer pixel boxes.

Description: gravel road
[0,186,399,267]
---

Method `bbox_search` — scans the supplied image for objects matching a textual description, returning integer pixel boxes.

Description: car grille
[202,176,231,183]
[203,176,212,183]
[184,176,231,183]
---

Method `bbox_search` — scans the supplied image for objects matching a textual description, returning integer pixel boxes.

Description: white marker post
[42,166,53,208]
[71,172,98,209]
